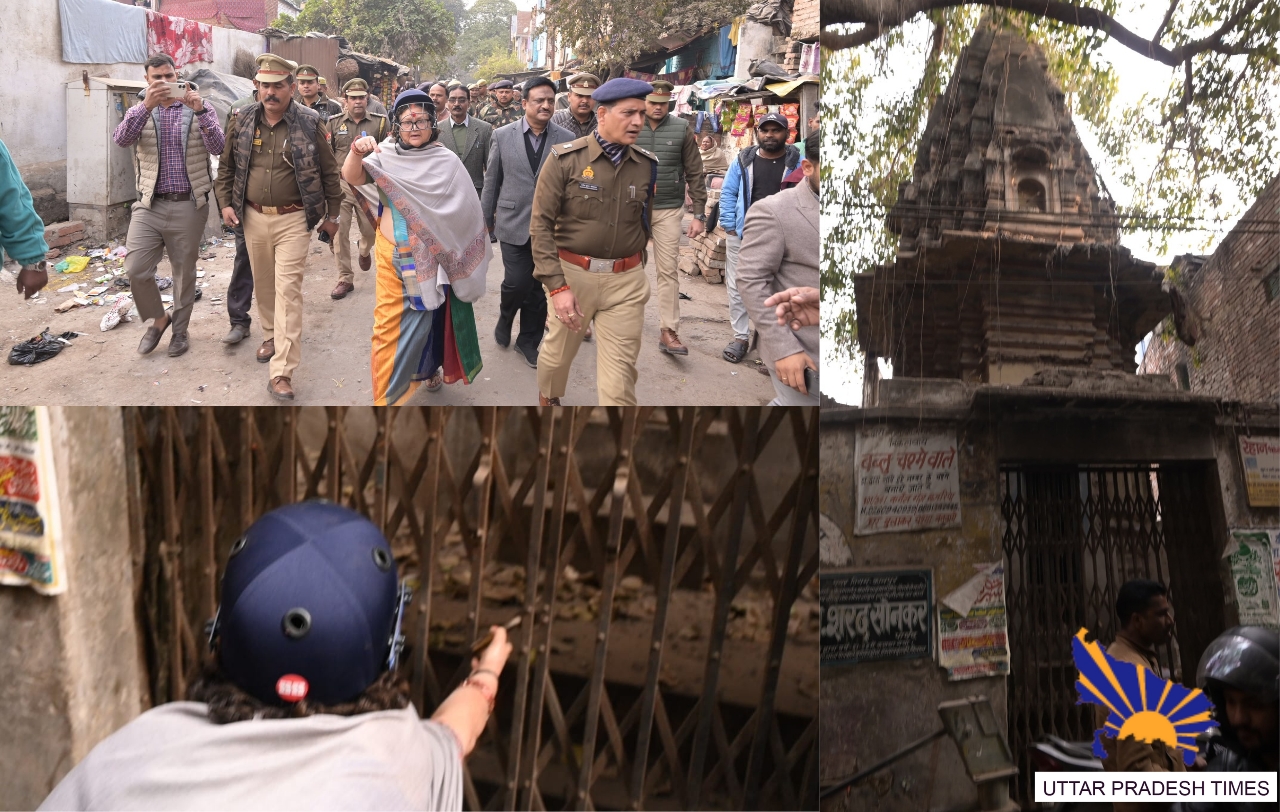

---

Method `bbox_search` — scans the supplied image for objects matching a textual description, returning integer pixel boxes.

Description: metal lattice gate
[1000,463,1225,806]
[126,407,820,810]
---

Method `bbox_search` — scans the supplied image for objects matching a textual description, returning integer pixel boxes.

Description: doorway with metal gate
[125,406,819,811]
[999,462,1225,806]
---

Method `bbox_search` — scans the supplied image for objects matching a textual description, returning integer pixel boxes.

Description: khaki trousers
[243,207,310,380]
[649,206,685,332]
[124,197,207,336]
[537,259,650,405]
[336,188,374,284]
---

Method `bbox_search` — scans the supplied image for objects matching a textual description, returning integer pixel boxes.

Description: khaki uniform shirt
[1095,633,1187,812]
[530,135,657,292]
[215,103,343,217]
[328,112,389,166]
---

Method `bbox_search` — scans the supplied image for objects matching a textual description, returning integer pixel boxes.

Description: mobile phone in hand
[803,366,818,395]
[162,81,186,97]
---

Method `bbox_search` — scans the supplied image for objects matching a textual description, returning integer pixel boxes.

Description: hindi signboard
[1227,530,1280,629]
[855,427,960,535]
[820,568,933,665]
[938,562,1010,680]
[1237,436,1280,508]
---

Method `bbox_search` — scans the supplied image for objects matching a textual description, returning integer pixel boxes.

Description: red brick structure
[1139,173,1280,403]
[791,0,820,41]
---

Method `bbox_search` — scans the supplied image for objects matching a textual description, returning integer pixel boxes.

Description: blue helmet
[211,502,404,706]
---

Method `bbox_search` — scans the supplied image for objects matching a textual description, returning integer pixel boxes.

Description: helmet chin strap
[386,583,412,671]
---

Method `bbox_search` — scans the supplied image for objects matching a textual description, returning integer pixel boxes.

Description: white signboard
[855,427,960,535]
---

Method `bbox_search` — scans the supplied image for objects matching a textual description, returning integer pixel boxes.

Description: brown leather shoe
[267,373,293,397]
[167,332,189,357]
[538,394,561,406]
[358,253,371,271]
[331,281,355,299]
[256,338,274,363]
[137,314,171,355]
[268,376,294,400]
[658,328,688,356]
[583,323,593,342]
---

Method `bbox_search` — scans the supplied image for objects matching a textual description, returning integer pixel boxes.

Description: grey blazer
[437,115,492,196]
[734,181,820,369]
[481,119,574,244]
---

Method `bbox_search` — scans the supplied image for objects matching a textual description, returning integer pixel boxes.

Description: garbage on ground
[100,296,134,332]
[9,330,78,366]
[156,277,173,290]
[109,246,128,258]
[57,283,82,293]
[54,299,78,313]
[161,294,174,303]
[87,285,109,295]
[113,277,130,288]
[55,256,90,274]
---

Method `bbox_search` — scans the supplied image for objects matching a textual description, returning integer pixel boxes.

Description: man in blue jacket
[0,139,50,299]
[717,113,799,364]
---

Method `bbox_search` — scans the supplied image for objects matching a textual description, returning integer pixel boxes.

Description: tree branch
[820,23,883,50]
[822,0,1268,69]
[1152,0,1179,46]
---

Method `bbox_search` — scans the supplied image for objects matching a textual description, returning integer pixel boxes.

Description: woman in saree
[342,89,491,405]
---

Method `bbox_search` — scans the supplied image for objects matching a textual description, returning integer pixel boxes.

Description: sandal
[723,338,748,364]
[425,368,444,392]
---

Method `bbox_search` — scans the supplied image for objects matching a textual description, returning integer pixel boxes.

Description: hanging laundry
[59,0,149,65]
[146,11,214,68]
[800,43,821,75]
[718,24,737,78]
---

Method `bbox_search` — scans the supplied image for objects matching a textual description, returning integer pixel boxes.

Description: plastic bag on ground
[8,330,77,366]
[55,256,90,274]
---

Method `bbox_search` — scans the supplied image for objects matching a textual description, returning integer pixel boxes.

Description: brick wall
[1141,173,1280,403]
[791,0,820,41]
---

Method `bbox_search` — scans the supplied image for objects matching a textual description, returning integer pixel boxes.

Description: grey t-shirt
[39,702,463,811]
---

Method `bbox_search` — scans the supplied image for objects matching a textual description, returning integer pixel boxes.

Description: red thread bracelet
[548,285,571,297]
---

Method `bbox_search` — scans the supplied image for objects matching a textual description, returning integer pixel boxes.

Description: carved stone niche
[1007,145,1055,215]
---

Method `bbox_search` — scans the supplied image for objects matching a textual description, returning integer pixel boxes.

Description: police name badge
[579,183,600,191]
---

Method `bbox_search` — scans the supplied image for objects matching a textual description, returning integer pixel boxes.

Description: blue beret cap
[489,79,514,90]
[592,77,653,103]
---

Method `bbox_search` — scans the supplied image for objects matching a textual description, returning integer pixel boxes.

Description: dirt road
[2,225,775,406]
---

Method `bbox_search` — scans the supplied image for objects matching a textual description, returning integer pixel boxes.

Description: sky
[819,6,1271,405]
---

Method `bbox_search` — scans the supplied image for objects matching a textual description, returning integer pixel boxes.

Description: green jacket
[0,140,48,266]
[634,115,707,213]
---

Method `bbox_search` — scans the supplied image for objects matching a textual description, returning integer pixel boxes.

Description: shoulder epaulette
[633,146,658,161]
[551,140,589,156]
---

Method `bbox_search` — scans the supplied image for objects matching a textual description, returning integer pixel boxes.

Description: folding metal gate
[126,407,819,810]
[999,463,1225,806]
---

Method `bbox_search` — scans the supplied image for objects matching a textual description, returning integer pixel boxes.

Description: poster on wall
[1226,530,1279,629]
[854,427,960,535]
[937,562,1010,680]
[820,569,933,665]
[1237,436,1279,507]
[0,407,66,595]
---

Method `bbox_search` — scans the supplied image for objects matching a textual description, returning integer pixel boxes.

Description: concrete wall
[0,0,264,225]
[820,389,1007,812]
[1141,174,1280,402]
[0,407,144,810]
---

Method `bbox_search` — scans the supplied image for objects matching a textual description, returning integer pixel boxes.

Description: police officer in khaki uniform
[530,78,658,406]
[215,53,344,401]
[550,73,600,139]
[478,79,521,128]
[295,65,342,120]
[327,78,388,299]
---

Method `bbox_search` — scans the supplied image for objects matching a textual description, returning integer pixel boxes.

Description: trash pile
[46,236,224,325]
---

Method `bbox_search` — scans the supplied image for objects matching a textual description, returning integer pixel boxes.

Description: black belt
[153,192,192,202]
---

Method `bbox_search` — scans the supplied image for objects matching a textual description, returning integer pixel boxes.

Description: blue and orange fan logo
[1071,628,1217,766]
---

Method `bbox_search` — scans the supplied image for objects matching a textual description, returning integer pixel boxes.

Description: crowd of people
[2,51,821,406]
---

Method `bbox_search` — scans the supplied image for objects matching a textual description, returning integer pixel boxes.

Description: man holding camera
[112,53,225,359]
